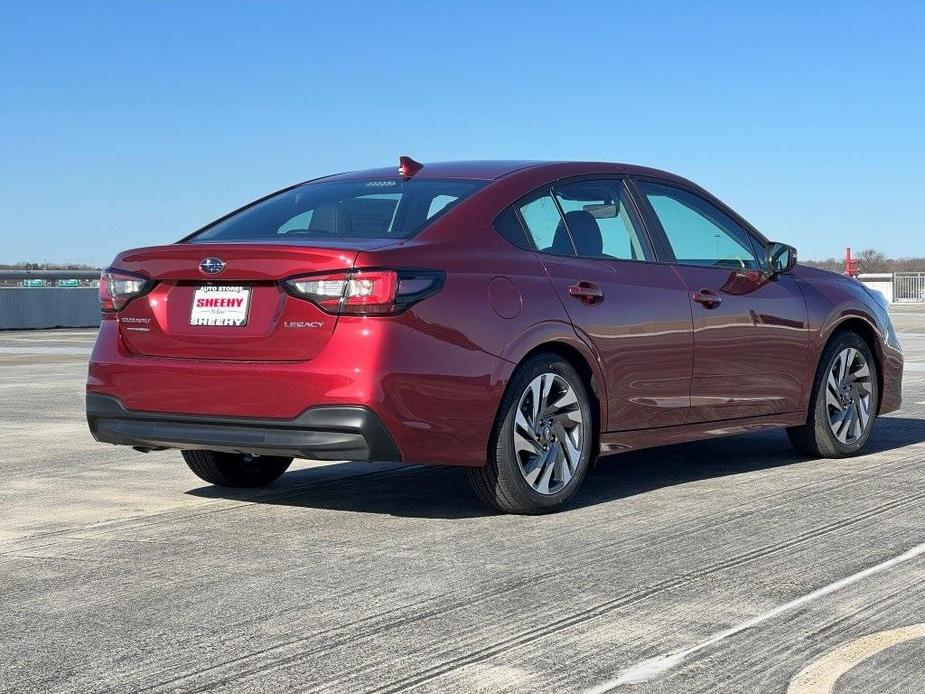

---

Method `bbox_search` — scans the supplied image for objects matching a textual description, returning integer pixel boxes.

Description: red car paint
[87,160,903,466]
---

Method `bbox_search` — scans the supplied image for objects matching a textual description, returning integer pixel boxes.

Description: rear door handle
[568,281,604,305]
[692,289,722,308]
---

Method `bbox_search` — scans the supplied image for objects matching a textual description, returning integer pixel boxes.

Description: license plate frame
[189,285,252,327]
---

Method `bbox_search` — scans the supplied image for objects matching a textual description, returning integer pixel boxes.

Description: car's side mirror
[766,241,797,275]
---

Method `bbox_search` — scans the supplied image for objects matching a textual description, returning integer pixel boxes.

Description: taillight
[284,269,444,315]
[99,269,154,312]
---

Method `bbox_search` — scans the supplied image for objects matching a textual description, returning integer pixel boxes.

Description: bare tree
[855,248,890,273]
[803,257,843,272]
[0,262,99,270]
[802,250,925,273]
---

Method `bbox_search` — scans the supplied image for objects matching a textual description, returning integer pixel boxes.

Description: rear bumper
[86,393,402,462]
[88,316,512,467]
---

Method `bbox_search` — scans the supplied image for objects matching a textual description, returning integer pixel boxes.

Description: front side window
[188,178,485,243]
[637,181,759,269]
[553,179,649,260]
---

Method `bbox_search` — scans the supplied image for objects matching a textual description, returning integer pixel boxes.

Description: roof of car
[319,160,692,183]
[322,160,543,181]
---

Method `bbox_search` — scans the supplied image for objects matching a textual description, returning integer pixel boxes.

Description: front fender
[818,303,885,347]
[795,268,902,414]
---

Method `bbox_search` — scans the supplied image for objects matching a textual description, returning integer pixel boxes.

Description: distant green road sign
[56,279,80,287]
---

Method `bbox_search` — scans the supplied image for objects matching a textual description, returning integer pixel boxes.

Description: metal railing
[894,272,925,303]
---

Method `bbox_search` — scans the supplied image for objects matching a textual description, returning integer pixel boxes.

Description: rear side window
[552,180,650,260]
[189,178,485,242]
[493,208,532,249]
[637,181,759,269]
[518,193,574,254]
[493,180,652,260]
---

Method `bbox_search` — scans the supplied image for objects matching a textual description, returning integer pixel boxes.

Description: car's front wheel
[787,331,879,458]
[181,450,293,487]
[467,354,595,514]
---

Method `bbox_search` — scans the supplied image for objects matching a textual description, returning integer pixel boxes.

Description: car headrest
[308,204,339,234]
[562,210,603,256]
[550,221,575,254]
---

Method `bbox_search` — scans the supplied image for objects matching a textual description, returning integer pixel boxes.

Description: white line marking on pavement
[787,623,925,694]
[904,363,925,372]
[584,541,925,692]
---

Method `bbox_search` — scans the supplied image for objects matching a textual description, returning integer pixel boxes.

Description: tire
[181,450,293,487]
[467,354,595,514]
[787,331,879,458]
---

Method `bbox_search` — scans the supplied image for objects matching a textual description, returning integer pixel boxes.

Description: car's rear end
[86,170,514,467]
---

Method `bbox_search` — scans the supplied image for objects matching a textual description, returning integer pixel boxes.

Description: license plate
[190,286,251,326]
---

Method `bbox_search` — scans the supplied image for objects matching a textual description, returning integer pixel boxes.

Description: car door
[511,178,694,431]
[632,178,809,423]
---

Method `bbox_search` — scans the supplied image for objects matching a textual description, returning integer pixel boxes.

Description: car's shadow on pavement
[186,416,925,519]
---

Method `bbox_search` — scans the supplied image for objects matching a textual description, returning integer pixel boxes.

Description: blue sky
[1,1,923,266]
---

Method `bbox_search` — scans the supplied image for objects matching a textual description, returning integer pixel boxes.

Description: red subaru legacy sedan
[87,159,903,513]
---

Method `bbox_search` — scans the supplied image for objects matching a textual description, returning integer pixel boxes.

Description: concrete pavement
[2,307,925,693]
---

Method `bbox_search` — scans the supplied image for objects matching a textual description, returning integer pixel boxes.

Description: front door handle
[692,289,722,308]
[568,280,604,305]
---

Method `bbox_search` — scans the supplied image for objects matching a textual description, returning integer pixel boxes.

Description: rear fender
[498,320,609,429]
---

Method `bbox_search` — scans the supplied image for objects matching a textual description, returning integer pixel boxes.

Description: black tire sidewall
[491,355,594,512]
[182,450,292,487]
[811,332,879,457]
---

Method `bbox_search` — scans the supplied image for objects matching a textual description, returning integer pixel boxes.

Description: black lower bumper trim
[86,394,402,462]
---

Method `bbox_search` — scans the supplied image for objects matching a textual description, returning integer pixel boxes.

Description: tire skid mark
[802,576,925,643]
[14,452,925,693]
[128,573,549,694]
[0,465,424,556]
[4,439,917,560]
[66,455,925,691]
[99,463,917,690]
[129,486,925,694]
[309,491,925,694]
[712,575,925,693]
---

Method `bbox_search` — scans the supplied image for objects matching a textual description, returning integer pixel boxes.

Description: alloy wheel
[825,347,873,445]
[513,373,584,495]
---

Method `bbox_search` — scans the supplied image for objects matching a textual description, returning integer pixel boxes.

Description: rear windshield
[188,178,486,243]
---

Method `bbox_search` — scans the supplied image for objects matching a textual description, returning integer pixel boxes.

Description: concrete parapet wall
[0,288,101,329]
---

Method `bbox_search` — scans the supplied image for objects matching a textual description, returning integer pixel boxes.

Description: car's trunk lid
[112,242,388,361]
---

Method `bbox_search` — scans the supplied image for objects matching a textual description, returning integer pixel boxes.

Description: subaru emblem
[199,257,225,275]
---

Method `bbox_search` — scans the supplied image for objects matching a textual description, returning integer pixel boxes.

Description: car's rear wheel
[787,331,879,458]
[467,354,594,514]
[181,450,293,487]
